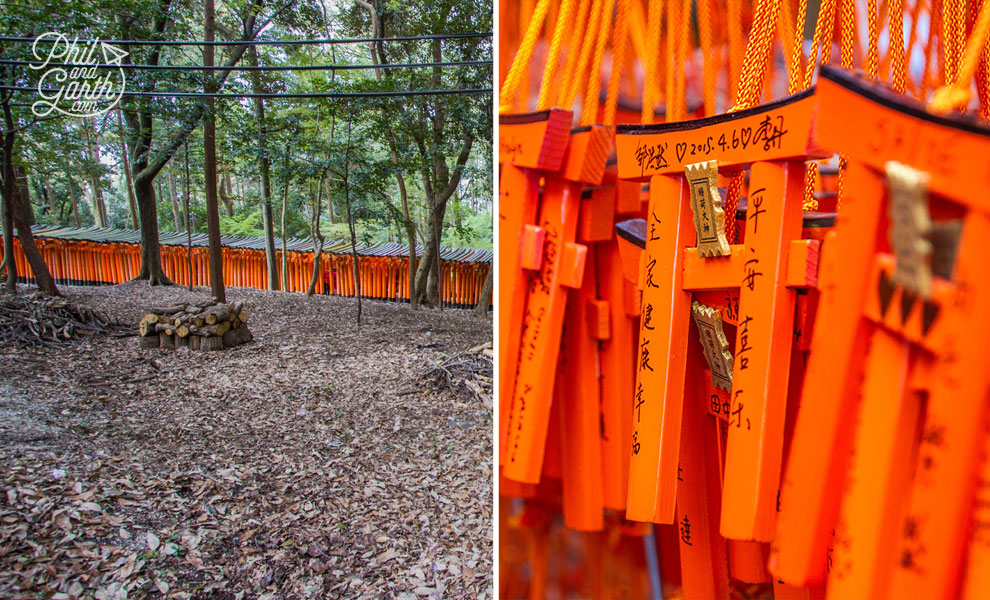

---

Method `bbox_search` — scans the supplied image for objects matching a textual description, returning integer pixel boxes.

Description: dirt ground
[0,282,493,599]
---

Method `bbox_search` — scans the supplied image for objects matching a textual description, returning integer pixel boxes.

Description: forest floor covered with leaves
[0,282,493,600]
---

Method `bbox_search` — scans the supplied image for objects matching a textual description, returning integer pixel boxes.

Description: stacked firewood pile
[138,299,252,351]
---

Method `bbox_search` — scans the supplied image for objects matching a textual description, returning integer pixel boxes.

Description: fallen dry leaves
[0,282,492,599]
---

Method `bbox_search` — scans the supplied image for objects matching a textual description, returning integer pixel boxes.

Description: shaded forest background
[0,0,492,307]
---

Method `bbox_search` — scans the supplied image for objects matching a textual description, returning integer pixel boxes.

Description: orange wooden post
[676,325,731,600]
[498,108,572,465]
[502,173,587,483]
[887,217,990,599]
[503,124,611,484]
[720,159,804,541]
[729,540,772,583]
[962,424,990,600]
[825,327,921,599]
[557,245,605,532]
[596,225,639,511]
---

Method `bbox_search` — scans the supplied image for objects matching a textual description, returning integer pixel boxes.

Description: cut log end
[140,335,160,349]
[200,336,224,352]
[159,332,175,349]
[222,325,253,348]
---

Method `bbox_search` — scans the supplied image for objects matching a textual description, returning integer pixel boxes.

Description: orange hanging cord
[499,0,552,112]
[724,0,782,239]
[726,0,745,103]
[537,0,578,110]
[698,0,717,115]
[731,0,782,111]
[866,0,880,79]
[890,0,908,93]
[581,0,618,125]
[603,0,631,126]
[562,0,604,110]
[641,0,664,124]
[559,0,595,107]
[929,0,990,113]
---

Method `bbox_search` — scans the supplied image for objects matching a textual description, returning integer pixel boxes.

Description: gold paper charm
[885,161,933,298]
[686,160,731,257]
[691,301,733,391]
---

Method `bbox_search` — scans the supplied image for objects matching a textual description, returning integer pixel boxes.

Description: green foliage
[2,0,492,252]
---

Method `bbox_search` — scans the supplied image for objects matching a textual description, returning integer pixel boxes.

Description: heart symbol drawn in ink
[676,142,687,163]
[740,127,752,148]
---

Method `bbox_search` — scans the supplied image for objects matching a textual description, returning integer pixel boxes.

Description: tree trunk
[413,198,448,306]
[411,132,474,307]
[85,125,107,227]
[184,140,193,291]
[117,109,139,229]
[218,156,234,217]
[17,172,34,227]
[70,183,81,228]
[474,263,493,315]
[342,112,361,324]
[203,0,225,303]
[9,176,59,295]
[306,171,326,296]
[281,144,289,292]
[133,176,172,284]
[41,182,55,223]
[120,0,262,287]
[249,46,279,291]
[1,165,14,293]
[168,167,183,231]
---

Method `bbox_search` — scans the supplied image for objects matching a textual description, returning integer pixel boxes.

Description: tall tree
[203,0,225,302]
[249,46,280,291]
[119,0,270,285]
[1,97,60,295]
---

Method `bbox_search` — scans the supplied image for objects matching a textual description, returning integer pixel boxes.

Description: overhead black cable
[0,86,492,99]
[0,32,491,46]
[0,58,492,72]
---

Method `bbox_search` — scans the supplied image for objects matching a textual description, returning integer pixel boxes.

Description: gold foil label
[692,301,733,391]
[886,161,933,298]
[686,160,731,257]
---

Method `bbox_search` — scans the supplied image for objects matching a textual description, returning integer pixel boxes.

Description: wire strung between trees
[0,86,492,99]
[0,32,492,46]
[0,59,492,72]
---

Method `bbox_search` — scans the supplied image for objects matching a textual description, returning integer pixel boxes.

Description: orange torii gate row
[0,226,492,309]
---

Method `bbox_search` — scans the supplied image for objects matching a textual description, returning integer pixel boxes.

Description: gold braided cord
[930,0,990,112]
[499,0,553,112]
[788,0,810,94]
[942,0,965,85]
[890,0,908,93]
[866,0,880,78]
[978,0,990,119]
[733,0,782,111]
[804,0,837,88]
[604,0,631,125]
[840,0,855,69]
[537,0,578,110]
[724,170,744,244]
